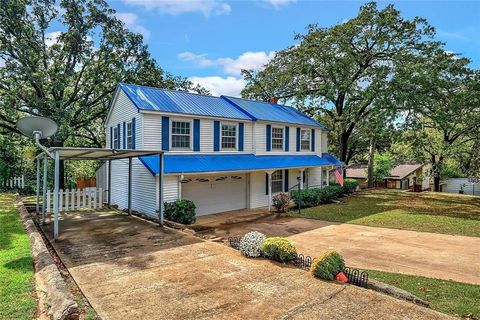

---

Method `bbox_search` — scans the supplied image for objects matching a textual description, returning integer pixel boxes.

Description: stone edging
[15,194,80,320]
[367,279,430,307]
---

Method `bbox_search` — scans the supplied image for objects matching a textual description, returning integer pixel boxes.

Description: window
[221,124,236,150]
[171,121,191,149]
[271,127,284,150]
[113,126,118,149]
[300,129,311,151]
[126,122,133,149]
[271,170,283,194]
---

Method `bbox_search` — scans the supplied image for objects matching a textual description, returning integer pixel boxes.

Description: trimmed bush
[240,231,266,258]
[328,184,345,198]
[164,199,196,224]
[272,192,291,213]
[318,186,338,204]
[310,249,345,280]
[262,237,297,262]
[291,188,322,208]
[342,179,359,194]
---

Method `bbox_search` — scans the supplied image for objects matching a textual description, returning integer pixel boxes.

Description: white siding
[249,171,269,209]
[444,178,480,196]
[308,167,323,187]
[255,124,266,153]
[142,113,161,150]
[243,122,253,153]
[321,132,328,154]
[200,119,214,152]
[106,89,139,149]
[163,175,180,202]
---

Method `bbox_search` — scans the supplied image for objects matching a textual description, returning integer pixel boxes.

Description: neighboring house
[97,83,343,217]
[346,163,430,191]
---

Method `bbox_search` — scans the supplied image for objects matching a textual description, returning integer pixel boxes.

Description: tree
[241,2,438,165]
[0,0,206,186]
[368,151,394,185]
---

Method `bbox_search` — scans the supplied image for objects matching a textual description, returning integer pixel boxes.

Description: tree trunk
[338,132,349,163]
[367,136,375,188]
[431,155,444,192]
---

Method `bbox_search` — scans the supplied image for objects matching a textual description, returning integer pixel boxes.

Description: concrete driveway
[42,210,449,319]
[195,214,480,284]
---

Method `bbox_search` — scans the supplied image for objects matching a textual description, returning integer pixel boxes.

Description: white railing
[4,175,25,189]
[46,187,103,212]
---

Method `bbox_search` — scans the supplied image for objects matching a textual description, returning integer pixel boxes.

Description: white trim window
[171,120,191,149]
[126,122,133,149]
[271,170,283,194]
[271,127,284,151]
[300,129,311,151]
[113,126,118,149]
[221,123,237,150]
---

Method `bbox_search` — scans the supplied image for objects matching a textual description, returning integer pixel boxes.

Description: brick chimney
[269,96,279,104]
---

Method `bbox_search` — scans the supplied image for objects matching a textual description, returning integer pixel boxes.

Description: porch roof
[139,153,343,175]
[35,147,162,160]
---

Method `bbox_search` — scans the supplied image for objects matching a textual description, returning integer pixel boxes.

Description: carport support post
[107,159,112,207]
[36,157,40,223]
[326,169,330,186]
[267,171,273,212]
[128,157,132,215]
[42,154,48,225]
[158,153,164,225]
[53,151,60,240]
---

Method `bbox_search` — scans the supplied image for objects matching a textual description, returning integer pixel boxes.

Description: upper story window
[300,129,311,151]
[172,120,191,149]
[271,127,284,150]
[221,123,236,150]
[127,122,133,149]
[271,170,283,194]
[113,126,118,149]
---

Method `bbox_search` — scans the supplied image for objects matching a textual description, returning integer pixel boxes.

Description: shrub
[291,188,322,208]
[240,231,266,258]
[342,179,359,194]
[310,249,345,280]
[163,199,196,224]
[328,184,344,198]
[262,237,297,262]
[272,192,291,213]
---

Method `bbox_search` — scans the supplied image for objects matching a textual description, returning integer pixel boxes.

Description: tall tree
[241,2,438,164]
[0,0,206,186]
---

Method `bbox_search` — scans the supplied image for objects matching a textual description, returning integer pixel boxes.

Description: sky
[106,0,480,97]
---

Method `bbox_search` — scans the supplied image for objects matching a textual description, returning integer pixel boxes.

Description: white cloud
[189,76,246,97]
[0,57,5,68]
[45,31,62,47]
[116,12,151,39]
[123,0,231,16]
[178,51,275,75]
[265,0,297,9]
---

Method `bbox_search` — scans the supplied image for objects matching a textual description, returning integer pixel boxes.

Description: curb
[367,279,430,307]
[15,195,80,320]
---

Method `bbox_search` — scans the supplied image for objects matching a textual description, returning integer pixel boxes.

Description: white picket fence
[46,187,103,212]
[4,175,25,189]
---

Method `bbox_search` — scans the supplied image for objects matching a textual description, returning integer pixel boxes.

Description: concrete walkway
[195,215,480,284]
[42,211,449,320]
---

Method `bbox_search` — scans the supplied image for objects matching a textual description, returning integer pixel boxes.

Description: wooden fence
[3,175,25,189]
[46,187,103,212]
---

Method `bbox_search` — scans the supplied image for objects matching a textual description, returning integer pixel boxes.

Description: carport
[35,147,164,240]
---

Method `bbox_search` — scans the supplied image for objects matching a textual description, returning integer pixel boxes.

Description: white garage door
[181,174,247,216]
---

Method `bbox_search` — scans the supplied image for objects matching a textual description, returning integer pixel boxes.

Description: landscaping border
[15,195,80,320]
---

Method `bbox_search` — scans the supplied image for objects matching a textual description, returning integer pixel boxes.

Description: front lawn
[0,193,36,319]
[289,189,480,237]
[367,269,480,319]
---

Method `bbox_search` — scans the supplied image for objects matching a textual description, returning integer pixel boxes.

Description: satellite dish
[16,116,58,139]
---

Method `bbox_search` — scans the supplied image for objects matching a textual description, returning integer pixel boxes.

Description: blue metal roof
[221,96,326,128]
[118,83,251,120]
[139,153,343,175]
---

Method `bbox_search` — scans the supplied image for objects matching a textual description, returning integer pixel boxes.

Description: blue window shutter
[213,121,220,151]
[161,116,170,151]
[110,127,113,149]
[238,123,244,151]
[266,124,271,152]
[284,169,289,192]
[193,119,200,151]
[296,128,301,152]
[285,126,290,152]
[132,117,136,149]
[311,129,315,152]
[117,124,121,149]
[265,173,269,195]
[123,122,126,149]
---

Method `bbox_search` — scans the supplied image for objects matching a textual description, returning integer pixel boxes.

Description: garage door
[181,174,247,216]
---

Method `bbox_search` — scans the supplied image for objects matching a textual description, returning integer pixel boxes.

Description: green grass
[366,269,480,319]
[0,193,36,319]
[290,189,480,237]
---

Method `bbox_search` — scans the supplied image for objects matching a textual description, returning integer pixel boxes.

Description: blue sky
[107,0,480,96]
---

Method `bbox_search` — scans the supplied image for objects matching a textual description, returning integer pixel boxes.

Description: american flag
[334,169,344,186]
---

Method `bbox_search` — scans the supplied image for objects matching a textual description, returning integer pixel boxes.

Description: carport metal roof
[36,147,162,161]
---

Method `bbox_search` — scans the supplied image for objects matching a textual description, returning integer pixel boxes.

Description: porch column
[326,168,330,186]
[42,154,48,225]
[127,157,132,215]
[158,153,164,226]
[53,151,60,240]
[36,157,40,223]
[107,159,112,206]
[266,171,273,211]
[299,169,305,190]
[319,168,323,188]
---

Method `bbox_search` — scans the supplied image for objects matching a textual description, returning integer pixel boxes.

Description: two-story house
[99,83,343,217]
